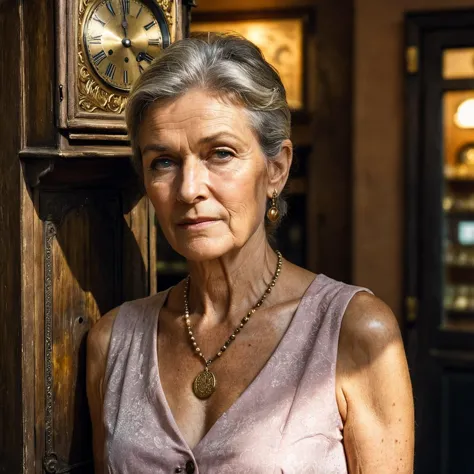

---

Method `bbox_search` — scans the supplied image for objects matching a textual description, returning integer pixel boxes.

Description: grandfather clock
[0,1,192,473]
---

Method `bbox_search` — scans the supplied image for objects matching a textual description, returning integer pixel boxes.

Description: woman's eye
[150,158,175,170]
[213,149,233,160]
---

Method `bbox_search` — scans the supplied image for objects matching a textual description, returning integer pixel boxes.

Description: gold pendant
[192,368,216,399]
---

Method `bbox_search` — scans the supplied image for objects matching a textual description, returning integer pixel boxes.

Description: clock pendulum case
[9,1,194,473]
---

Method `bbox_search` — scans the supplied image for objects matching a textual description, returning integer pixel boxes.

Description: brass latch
[406,46,419,74]
[406,296,418,323]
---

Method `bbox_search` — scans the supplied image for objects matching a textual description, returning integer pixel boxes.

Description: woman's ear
[266,139,293,196]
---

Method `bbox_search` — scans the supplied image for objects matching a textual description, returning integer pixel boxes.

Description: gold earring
[266,190,280,222]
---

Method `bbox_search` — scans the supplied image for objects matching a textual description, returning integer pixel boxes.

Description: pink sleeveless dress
[103,274,369,473]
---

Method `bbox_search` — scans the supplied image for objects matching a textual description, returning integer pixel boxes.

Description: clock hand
[136,52,145,73]
[121,0,128,37]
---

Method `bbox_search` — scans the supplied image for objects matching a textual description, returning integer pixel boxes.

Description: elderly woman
[87,33,414,473]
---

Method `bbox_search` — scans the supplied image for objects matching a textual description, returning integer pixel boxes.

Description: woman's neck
[186,231,280,325]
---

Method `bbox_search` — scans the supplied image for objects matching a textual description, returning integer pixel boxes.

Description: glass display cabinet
[442,71,474,330]
[405,9,474,474]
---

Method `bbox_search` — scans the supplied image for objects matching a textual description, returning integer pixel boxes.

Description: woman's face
[139,88,286,261]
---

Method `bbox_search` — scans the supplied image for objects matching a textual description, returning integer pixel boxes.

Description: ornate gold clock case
[57,0,182,141]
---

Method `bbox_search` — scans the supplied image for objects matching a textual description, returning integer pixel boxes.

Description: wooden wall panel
[0,1,23,472]
[33,189,45,474]
[23,0,57,148]
[122,192,151,302]
[36,190,124,472]
[309,0,353,282]
[21,180,38,474]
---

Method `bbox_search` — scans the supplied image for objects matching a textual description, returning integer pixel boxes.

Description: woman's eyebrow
[141,132,243,155]
[141,143,169,155]
[198,132,242,145]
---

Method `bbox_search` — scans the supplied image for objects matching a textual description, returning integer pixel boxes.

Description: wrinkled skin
[86,89,414,474]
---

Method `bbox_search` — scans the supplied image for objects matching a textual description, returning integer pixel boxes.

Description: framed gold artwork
[191,10,312,112]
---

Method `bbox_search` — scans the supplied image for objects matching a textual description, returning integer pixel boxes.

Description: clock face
[83,0,170,92]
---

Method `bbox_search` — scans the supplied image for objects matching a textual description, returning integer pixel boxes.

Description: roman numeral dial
[105,62,117,79]
[92,50,107,65]
[83,0,170,91]
[143,20,156,31]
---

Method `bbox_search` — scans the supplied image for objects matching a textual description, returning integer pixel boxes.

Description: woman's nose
[176,159,208,204]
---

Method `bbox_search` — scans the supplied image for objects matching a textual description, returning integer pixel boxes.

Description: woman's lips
[177,219,220,230]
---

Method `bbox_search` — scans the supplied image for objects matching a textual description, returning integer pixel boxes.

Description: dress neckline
[148,273,323,454]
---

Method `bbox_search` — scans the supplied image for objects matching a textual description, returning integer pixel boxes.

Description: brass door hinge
[406,46,419,74]
[406,296,418,323]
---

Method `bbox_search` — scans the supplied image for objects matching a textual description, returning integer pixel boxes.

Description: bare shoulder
[338,291,402,368]
[336,291,409,419]
[87,306,121,365]
[336,292,414,472]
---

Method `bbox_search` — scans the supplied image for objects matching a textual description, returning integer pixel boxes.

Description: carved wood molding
[43,221,57,474]
[77,50,127,114]
[43,221,92,473]
[22,159,56,188]
[41,193,109,473]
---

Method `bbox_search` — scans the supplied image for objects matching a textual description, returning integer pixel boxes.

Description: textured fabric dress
[103,274,370,474]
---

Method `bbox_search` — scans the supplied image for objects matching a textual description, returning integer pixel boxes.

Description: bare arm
[336,293,414,474]
[86,307,120,474]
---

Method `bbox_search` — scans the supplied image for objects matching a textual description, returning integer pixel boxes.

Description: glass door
[443,82,474,331]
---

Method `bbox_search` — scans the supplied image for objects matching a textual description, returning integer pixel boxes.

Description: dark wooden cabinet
[0,1,191,472]
[405,10,474,473]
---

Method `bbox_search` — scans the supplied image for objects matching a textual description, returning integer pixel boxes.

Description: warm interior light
[454,98,474,128]
[244,25,266,46]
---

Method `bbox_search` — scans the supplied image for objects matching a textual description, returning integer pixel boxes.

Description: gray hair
[125,32,291,223]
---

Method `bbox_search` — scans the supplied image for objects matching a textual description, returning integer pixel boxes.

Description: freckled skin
[86,89,414,474]
[336,293,415,473]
